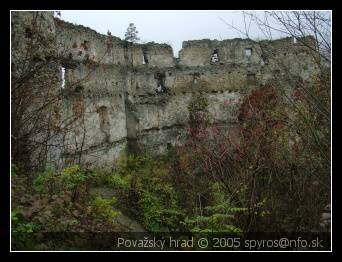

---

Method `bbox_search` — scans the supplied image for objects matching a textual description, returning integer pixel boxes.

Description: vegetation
[124,23,140,43]
[11,82,330,249]
[12,72,329,238]
[11,11,330,250]
[11,164,121,250]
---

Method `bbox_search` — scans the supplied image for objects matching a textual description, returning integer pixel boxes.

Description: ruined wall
[179,39,263,66]
[11,12,63,171]
[55,19,127,66]
[59,58,129,168]
[55,20,175,68]
[53,17,318,168]
[12,12,318,170]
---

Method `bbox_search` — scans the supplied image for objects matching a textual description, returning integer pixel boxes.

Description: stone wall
[12,12,318,170]
[11,11,62,171]
[179,39,263,66]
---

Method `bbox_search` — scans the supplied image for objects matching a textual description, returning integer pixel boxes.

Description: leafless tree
[11,12,113,175]
[216,11,331,231]
[221,11,331,168]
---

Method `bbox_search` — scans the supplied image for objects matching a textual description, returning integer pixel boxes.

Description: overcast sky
[59,10,275,57]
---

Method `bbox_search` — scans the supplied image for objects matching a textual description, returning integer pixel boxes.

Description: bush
[169,84,330,232]
[12,165,121,235]
[87,196,120,227]
[234,84,330,231]
[32,165,91,204]
[107,172,130,190]
[184,182,246,233]
[11,207,37,233]
[106,154,186,232]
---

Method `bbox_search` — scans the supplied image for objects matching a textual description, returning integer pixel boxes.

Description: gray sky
[59,10,267,57]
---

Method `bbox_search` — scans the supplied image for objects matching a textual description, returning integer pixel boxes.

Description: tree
[11,12,113,174]
[221,11,331,169]
[124,23,140,43]
[214,11,331,231]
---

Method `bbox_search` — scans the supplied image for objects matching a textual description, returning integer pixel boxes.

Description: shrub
[233,84,330,231]
[107,172,130,190]
[184,182,246,233]
[172,83,330,232]
[106,154,185,232]
[87,196,120,227]
[11,207,37,233]
[32,165,90,202]
[12,165,121,235]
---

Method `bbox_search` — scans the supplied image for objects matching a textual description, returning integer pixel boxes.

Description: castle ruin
[11,11,318,171]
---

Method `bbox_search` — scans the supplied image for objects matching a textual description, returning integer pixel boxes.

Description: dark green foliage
[184,182,246,233]
[11,165,121,250]
[106,154,186,232]
[105,153,245,233]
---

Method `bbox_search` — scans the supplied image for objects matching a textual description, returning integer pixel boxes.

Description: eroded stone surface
[12,12,318,170]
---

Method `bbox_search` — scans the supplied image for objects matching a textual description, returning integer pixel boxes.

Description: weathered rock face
[12,11,318,170]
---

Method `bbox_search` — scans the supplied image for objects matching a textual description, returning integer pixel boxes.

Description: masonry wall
[11,11,63,171]
[53,16,318,168]
[179,39,263,66]
[61,64,128,168]
[13,12,317,170]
